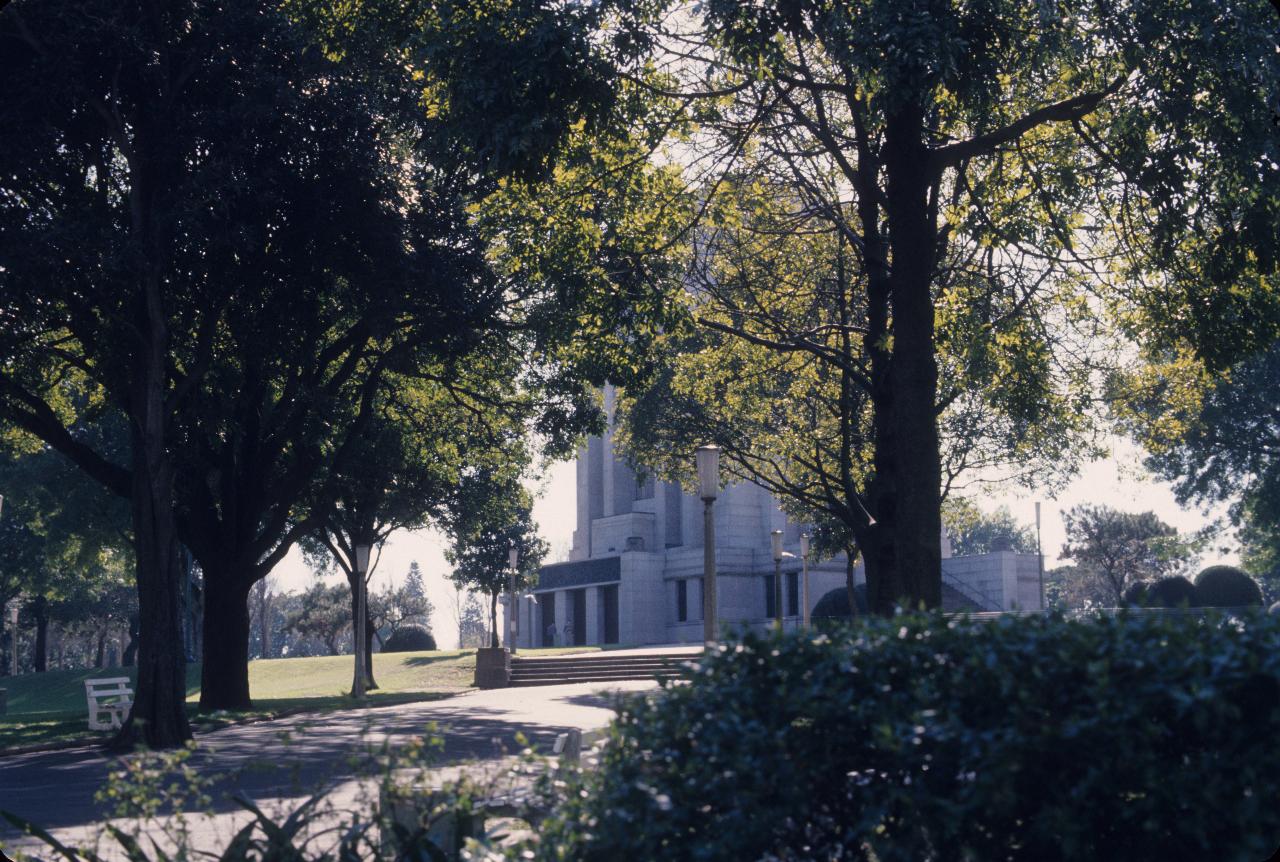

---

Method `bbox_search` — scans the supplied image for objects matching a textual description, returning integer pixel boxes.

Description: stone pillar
[556,589,572,646]
[473,647,510,688]
[572,443,591,561]
[1001,552,1019,610]
[585,586,602,645]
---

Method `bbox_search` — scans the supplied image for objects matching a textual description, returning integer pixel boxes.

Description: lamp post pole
[353,544,371,699]
[696,445,720,645]
[771,530,784,632]
[507,543,519,654]
[800,533,811,628]
[9,601,17,677]
[1035,502,1045,611]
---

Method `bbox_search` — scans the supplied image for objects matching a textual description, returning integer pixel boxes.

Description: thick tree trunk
[258,592,271,660]
[32,597,48,672]
[199,572,253,711]
[96,630,107,668]
[123,614,140,667]
[0,611,7,677]
[489,592,499,649]
[116,408,193,748]
[867,107,943,613]
[346,575,377,692]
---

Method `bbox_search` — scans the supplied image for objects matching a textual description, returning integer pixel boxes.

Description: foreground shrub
[1194,565,1264,607]
[537,612,1280,862]
[383,624,437,653]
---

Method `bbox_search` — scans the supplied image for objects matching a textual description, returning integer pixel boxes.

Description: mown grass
[0,645,604,751]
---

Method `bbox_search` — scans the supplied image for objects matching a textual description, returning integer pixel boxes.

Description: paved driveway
[0,681,658,855]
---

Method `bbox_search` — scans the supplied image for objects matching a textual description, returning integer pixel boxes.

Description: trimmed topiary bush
[1194,565,1264,608]
[534,612,1280,862]
[1144,574,1198,608]
[1122,580,1151,606]
[811,584,868,620]
[382,624,436,653]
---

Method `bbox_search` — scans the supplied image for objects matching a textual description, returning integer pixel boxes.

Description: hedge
[535,611,1280,862]
[381,624,436,653]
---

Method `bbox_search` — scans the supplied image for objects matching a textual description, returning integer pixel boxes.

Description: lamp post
[770,530,785,632]
[696,444,719,644]
[1035,502,1045,611]
[800,532,811,627]
[9,600,17,677]
[353,543,371,699]
[507,542,519,654]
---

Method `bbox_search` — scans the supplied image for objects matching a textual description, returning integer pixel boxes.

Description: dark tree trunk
[489,592,499,649]
[0,610,7,677]
[865,106,943,613]
[259,592,271,660]
[32,597,48,673]
[346,574,377,692]
[844,545,859,620]
[199,571,253,711]
[123,614,140,667]
[115,387,194,748]
[96,630,107,668]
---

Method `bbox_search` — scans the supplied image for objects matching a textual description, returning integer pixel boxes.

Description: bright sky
[271,433,1237,648]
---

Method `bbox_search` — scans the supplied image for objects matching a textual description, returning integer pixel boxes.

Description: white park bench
[85,677,133,731]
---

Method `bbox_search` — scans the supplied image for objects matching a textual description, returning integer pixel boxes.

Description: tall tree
[1117,341,1280,592]
[445,469,547,648]
[441,0,1280,613]
[1059,504,1193,605]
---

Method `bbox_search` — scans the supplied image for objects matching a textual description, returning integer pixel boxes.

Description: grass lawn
[0,649,475,751]
[0,644,606,751]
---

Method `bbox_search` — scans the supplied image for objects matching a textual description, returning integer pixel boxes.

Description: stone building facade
[513,387,1043,649]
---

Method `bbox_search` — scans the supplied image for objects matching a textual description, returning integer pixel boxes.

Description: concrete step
[508,651,695,687]
[511,659,680,671]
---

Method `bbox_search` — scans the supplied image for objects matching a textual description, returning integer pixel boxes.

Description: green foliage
[943,500,1038,556]
[382,624,438,653]
[1118,343,1280,596]
[1060,504,1194,605]
[1194,565,1264,608]
[444,467,548,645]
[534,613,1280,861]
[285,582,351,656]
[1144,575,1198,608]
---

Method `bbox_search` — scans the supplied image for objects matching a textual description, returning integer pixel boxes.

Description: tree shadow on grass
[401,653,473,668]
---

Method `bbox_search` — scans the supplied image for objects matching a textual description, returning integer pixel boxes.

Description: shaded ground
[0,679,658,853]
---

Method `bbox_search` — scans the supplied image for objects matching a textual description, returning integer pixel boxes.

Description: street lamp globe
[770,529,784,562]
[354,544,371,575]
[799,532,810,560]
[695,444,720,501]
[508,544,519,571]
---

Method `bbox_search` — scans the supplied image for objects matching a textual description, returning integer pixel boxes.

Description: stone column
[585,586,602,645]
[556,589,572,646]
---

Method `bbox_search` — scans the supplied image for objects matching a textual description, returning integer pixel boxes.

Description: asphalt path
[0,680,658,855]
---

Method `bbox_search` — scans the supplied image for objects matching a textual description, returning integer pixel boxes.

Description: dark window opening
[764,574,776,619]
[676,579,688,622]
[787,571,799,616]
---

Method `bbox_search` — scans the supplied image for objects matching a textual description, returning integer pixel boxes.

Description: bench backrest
[85,677,133,698]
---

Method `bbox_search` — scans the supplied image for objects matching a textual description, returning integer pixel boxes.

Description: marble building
[513,387,1044,649]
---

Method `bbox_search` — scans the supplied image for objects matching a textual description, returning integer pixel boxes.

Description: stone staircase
[509,651,694,687]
